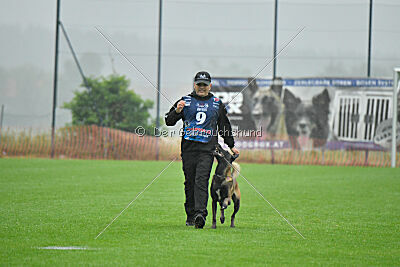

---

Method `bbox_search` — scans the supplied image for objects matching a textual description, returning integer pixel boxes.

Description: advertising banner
[212,77,396,151]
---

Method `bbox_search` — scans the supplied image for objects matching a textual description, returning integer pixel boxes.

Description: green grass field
[1,158,399,266]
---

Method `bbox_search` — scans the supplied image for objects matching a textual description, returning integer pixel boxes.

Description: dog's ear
[270,77,283,99]
[216,143,223,149]
[230,153,239,163]
[215,143,223,152]
[312,88,330,112]
[213,143,224,157]
[283,89,301,111]
[247,77,259,97]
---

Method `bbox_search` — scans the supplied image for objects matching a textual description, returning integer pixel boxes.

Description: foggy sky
[0,0,399,128]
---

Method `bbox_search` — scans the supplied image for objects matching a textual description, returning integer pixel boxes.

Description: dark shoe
[194,214,205,229]
[186,219,194,226]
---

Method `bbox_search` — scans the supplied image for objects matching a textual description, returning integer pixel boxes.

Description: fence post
[0,104,4,129]
[392,68,400,168]
[0,105,4,151]
[364,149,369,166]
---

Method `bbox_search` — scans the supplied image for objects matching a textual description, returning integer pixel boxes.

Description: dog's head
[213,176,232,209]
[213,143,238,165]
[252,88,282,133]
[283,88,331,147]
[249,80,282,134]
[293,103,317,137]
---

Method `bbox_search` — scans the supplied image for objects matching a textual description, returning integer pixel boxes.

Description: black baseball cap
[194,71,211,85]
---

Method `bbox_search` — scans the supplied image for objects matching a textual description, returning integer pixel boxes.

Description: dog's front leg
[231,195,240,228]
[220,208,225,224]
[212,199,217,229]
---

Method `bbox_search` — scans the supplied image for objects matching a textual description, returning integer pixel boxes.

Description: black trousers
[181,152,214,220]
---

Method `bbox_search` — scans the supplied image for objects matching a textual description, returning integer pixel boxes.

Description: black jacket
[165,91,235,153]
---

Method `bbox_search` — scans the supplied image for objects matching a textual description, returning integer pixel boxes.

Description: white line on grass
[94,157,177,239]
[36,246,97,250]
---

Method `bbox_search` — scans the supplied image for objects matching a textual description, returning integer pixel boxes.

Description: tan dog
[210,143,241,228]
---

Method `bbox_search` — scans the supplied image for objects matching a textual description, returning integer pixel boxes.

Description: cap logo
[199,74,206,79]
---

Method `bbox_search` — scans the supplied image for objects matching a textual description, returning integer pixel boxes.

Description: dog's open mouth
[297,136,313,150]
[299,129,309,135]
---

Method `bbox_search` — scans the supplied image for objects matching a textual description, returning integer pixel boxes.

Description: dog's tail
[231,162,240,179]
